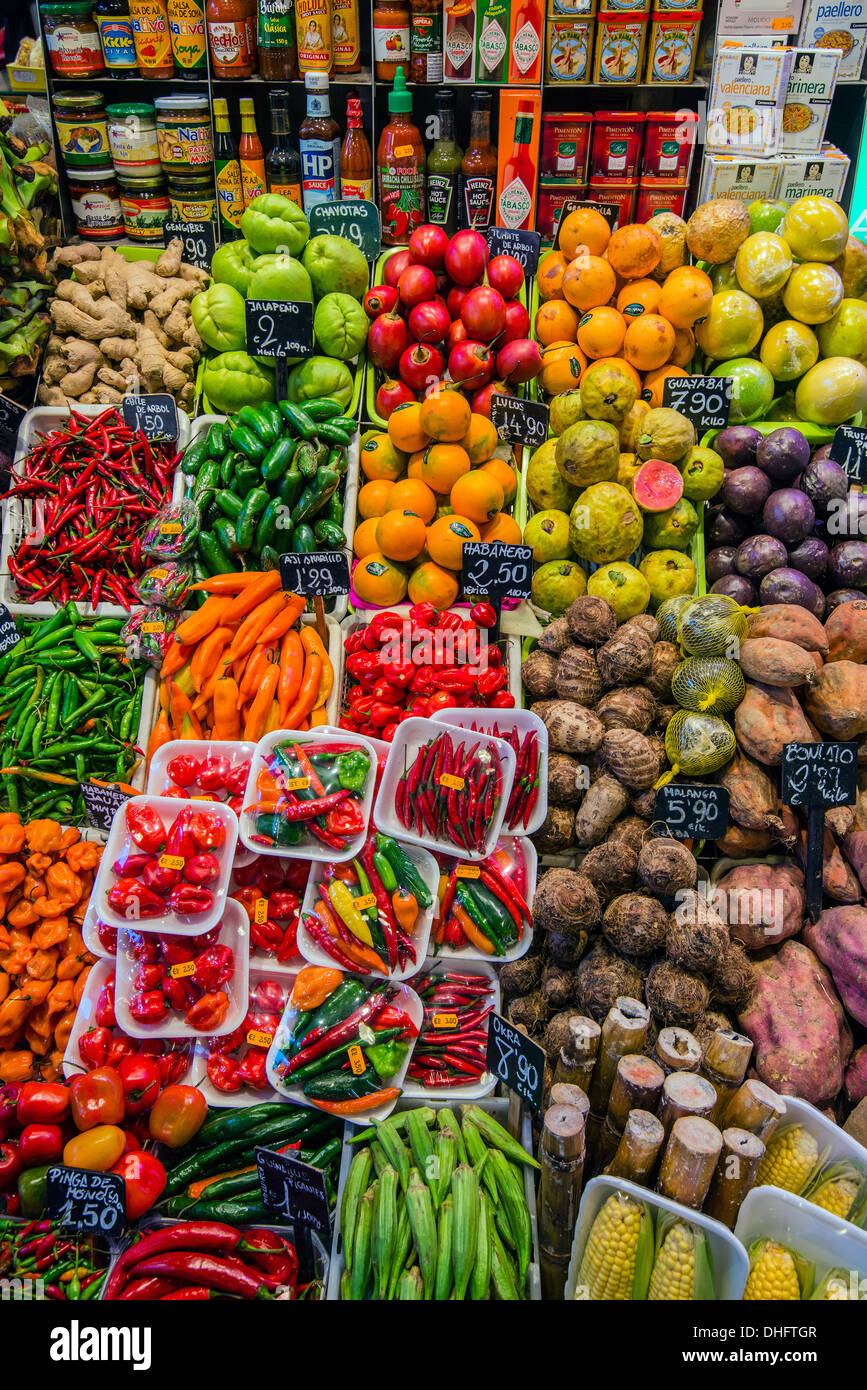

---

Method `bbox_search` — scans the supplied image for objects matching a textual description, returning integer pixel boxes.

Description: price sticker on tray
[455,864,480,879]
[439,773,465,791]
[170,960,196,979]
[347,1044,366,1075]
[159,854,185,870]
[354,893,377,911]
[254,898,269,924]
[432,1013,459,1029]
[247,1030,274,1048]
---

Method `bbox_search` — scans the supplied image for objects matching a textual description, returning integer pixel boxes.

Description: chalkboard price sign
[781,741,858,809]
[163,220,215,272]
[490,393,549,450]
[662,375,732,433]
[246,299,315,359]
[462,541,533,601]
[486,1012,545,1110]
[653,783,730,840]
[554,200,620,249]
[280,549,350,598]
[81,781,131,833]
[256,1146,330,1237]
[485,226,541,275]
[0,604,21,658]
[46,1166,126,1240]
[122,393,179,441]
[0,393,26,448]
[308,200,381,260]
[829,425,867,483]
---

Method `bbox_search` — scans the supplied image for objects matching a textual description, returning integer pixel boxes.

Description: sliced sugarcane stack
[605,1110,666,1185]
[699,1029,754,1124]
[656,1116,723,1210]
[657,1070,718,1138]
[652,1027,702,1077]
[704,1127,766,1230]
[538,1103,586,1301]
[592,1054,665,1177]
[722,1078,787,1142]
[553,1016,601,1093]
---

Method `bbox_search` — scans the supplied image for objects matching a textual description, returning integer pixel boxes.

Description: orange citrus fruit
[579,355,641,393]
[352,553,408,606]
[562,255,617,313]
[539,341,588,394]
[361,433,407,482]
[481,456,517,505]
[641,364,690,408]
[623,314,676,371]
[559,207,611,260]
[450,470,504,524]
[375,510,428,562]
[387,401,431,454]
[357,478,396,519]
[616,278,662,318]
[606,224,662,280]
[537,249,568,301]
[420,442,471,494]
[459,413,498,464]
[407,561,459,610]
[535,298,580,346]
[353,516,381,558]
[658,265,714,328]
[576,306,627,359]
[419,389,472,442]
[387,477,437,522]
[426,514,481,569]
[407,454,423,480]
[481,513,522,544]
[668,325,696,368]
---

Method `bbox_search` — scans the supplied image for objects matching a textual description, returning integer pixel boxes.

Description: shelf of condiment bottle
[210,69,373,84]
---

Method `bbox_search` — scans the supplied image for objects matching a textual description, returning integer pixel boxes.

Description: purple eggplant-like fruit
[759,567,825,617]
[735,534,788,578]
[711,574,758,605]
[706,546,739,583]
[706,506,748,548]
[756,427,810,482]
[801,457,848,513]
[724,466,773,514]
[825,589,865,613]
[787,536,829,581]
[715,425,762,470]
[761,488,816,546]
[828,540,867,589]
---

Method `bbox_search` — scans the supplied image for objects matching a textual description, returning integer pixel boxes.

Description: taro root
[508,989,550,1034]
[534,868,601,936]
[543,701,605,756]
[596,685,657,733]
[565,594,617,646]
[530,700,559,721]
[597,627,654,687]
[499,955,543,997]
[548,753,587,805]
[603,893,668,956]
[645,643,680,701]
[542,963,574,1008]
[522,649,559,698]
[543,1009,582,1060]
[574,772,629,846]
[538,615,572,655]
[608,814,651,856]
[646,960,710,1028]
[623,614,660,642]
[637,835,697,895]
[711,942,756,1010]
[579,840,639,900]
[548,931,587,966]
[555,646,603,706]
[654,703,679,732]
[666,916,726,976]
[632,788,657,819]
[695,1009,736,1054]
[573,941,647,1024]
[600,728,660,791]
[532,805,575,854]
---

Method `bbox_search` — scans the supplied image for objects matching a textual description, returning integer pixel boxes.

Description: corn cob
[575,1192,653,1300]
[434,1129,458,1209]
[462,1105,541,1168]
[755,1124,820,1195]
[451,1161,481,1300]
[349,1187,375,1300]
[811,1268,858,1300]
[490,1220,522,1300]
[742,1239,813,1301]
[435,1195,454,1301]
[487,1148,531,1285]
[386,1200,413,1300]
[803,1161,865,1221]
[438,1107,468,1164]
[406,1166,438,1298]
[375,1117,410,1192]
[470,1190,493,1300]
[372,1164,398,1300]
[398,1267,425,1299]
[647,1214,716,1301]
[406,1108,438,1205]
[340,1147,372,1274]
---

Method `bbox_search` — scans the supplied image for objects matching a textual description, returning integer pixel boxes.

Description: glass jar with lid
[118,171,171,241]
[67,165,123,238]
[154,93,213,173]
[167,170,217,223]
[53,90,110,169]
[106,103,160,174]
[41,2,106,76]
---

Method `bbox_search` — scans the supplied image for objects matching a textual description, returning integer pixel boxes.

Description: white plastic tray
[735,1187,867,1294]
[430,705,548,836]
[81,897,116,959]
[61,955,197,1083]
[265,978,423,1126]
[374,716,516,862]
[401,959,500,1102]
[326,1096,541,1300]
[228,850,310,976]
[185,413,358,624]
[0,404,190,618]
[194,965,295,1109]
[429,834,537,964]
[297,840,438,982]
[114,897,250,1040]
[754,1095,867,1226]
[147,737,256,801]
[239,726,378,864]
[93,792,239,934]
[566,1175,749,1301]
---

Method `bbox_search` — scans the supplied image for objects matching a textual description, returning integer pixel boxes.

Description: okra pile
[0,605,145,820]
[182,397,355,579]
[340,1103,538,1300]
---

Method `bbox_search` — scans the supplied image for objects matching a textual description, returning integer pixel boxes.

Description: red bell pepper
[268,890,299,922]
[235,1051,269,1090]
[97,920,118,954]
[79,1027,136,1070]
[0,1084,20,1141]
[165,805,195,861]
[16,1080,70,1125]
[136,1040,192,1087]
[189,811,226,851]
[107,877,165,919]
[251,917,284,952]
[165,754,201,787]
[95,977,117,1029]
[185,991,230,1032]
[70,1066,125,1130]
[183,852,220,886]
[117,1054,162,1116]
[168,883,214,915]
[159,938,195,965]
[126,803,166,854]
[193,945,234,992]
[133,962,165,993]
[111,1149,167,1219]
[0,1140,21,1191]
[142,858,180,895]
[129,990,170,1024]
[197,755,230,792]
[18,1123,63,1166]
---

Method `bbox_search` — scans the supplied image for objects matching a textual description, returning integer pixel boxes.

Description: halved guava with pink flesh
[632,459,685,513]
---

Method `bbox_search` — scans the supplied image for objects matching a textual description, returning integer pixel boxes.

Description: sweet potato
[805,661,867,740]
[825,598,867,664]
[737,637,818,688]
[747,604,829,656]
[719,748,783,833]
[803,904,867,1026]
[734,682,818,765]
[716,824,773,857]
[845,1045,867,1105]
[737,940,852,1106]
[794,828,862,906]
[714,862,805,950]
[842,829,867,894]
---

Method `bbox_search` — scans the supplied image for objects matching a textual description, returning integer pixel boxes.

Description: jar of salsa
[53,90,110,168]
[68,165,123,238]
[155,93,213,171]
[118,171,171,240]
[41,2,105,76]
[374,0,410,79]
[168,170,217,221]
[106,102,160,173]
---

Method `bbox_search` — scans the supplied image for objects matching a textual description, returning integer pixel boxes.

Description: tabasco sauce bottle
[476,0,508,83]
[497,98,535,230]
[508,0,542,83]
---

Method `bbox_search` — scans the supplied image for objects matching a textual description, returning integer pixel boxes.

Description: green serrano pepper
[236,488,270,550]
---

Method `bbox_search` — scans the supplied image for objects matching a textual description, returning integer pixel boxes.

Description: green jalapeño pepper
[229,424,267,464]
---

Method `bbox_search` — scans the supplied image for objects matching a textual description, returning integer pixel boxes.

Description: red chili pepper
[165,754,201,787]
[183,852,220,886]
[129,990,170,1024]
[206,1053,242,1092]
[470,601,497,628]
[185,991,230,1031]
[168,883,214,915]
[107,877,166,919]
[188,811,226,851]
[193,945,234,992]
[142,858,180,896]
[126,804,166,854]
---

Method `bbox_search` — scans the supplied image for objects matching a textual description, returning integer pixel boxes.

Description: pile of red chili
[4,409,178,609]
[103,1219,299,1300]
[395,730,505,853]
[407,971,495,1089]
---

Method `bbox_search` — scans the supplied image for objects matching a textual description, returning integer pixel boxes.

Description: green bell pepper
[364,1041,408,1080]
[17,1164,49,1217]
[337,750,369,792]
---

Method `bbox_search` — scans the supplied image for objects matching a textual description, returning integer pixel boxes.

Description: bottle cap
[305,72,329,91]
[388,66,412,114]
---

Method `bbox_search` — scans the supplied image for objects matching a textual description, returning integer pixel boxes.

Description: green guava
[569,482,644,565]
[527,440,580,512]
[587,562,650,622]
[524,509,572,562]
[642,497,699,552]
[549,389,585,435]
[531,560,587,616]
[678,445,725,502]
[556,419,620,488]
[639,550,697,608]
